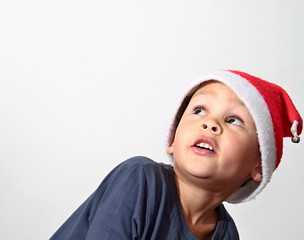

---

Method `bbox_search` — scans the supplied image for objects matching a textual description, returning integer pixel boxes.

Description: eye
[226,115,244,126]
[192,106,207,116]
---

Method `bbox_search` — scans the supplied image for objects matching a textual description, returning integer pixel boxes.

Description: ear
[167,145,174,155]
[251,161,262,182]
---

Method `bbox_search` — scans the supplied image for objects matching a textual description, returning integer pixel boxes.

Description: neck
[174,173,223,239]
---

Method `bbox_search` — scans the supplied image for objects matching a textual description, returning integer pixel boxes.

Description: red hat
[168,70,302,203]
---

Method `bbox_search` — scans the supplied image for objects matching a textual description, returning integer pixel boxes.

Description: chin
[186,166,213,179]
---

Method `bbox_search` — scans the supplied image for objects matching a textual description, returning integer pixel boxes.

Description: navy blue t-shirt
[51,156,239,240]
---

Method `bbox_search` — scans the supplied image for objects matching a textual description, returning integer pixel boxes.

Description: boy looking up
[167,81,262,239]
[51,70,302,240]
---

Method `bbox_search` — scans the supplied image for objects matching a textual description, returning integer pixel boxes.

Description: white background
[1,1,303,239]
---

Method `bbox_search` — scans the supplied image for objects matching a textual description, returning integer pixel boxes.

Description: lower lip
[191,146,215,156]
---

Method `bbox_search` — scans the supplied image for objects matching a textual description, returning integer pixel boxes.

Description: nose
[202,120,222,135]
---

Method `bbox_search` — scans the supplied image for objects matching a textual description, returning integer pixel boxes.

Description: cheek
[243,131,260,155]
[237,135,260,166]
[223,132,258,164]
[169,123,193,155]
[174,121,192,142]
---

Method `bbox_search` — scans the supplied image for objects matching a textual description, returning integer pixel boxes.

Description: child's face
[167,82,262,194]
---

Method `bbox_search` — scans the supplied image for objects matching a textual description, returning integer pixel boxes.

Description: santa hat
[168,70,302,203]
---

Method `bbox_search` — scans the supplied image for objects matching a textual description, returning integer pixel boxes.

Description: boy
[51,70,302,240]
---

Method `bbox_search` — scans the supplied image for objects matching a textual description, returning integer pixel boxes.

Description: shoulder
[100,156,173,187]
[119,156,159,168]
[90,156,174,218]
[119,156,166,167]
[113,156,172,176]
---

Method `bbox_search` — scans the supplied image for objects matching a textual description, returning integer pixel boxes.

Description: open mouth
[194,142,214,152]
[191,137,216,153]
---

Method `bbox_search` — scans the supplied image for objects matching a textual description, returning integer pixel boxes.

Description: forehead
[191,81,244,105]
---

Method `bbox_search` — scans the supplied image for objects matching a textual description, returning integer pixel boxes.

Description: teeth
[195,142,214,151]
